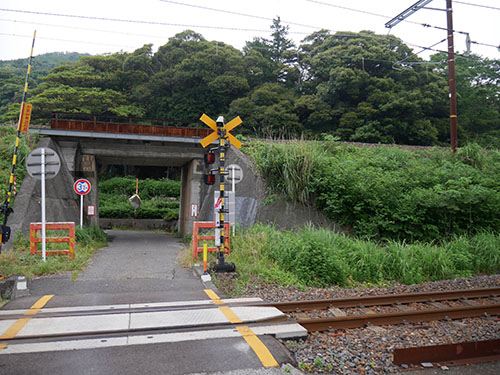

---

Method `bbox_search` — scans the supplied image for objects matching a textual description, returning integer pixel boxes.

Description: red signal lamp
[204,173,215,185]
[204,152,215,164]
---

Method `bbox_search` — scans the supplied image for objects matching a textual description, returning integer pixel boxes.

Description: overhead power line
[159,0,319,30]
[0,8,306,34]
[454,1,500,11]
[306,0,498,51]
[0,18,172,41]
[0,32,135,49]
[1,7,496,57]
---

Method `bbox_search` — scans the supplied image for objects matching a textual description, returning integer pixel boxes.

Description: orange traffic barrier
[30,222,75,259]
[192,221,230,259]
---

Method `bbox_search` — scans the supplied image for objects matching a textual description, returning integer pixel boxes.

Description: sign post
[26,147,61,261]
[225,164,243,236]
[200,114,242,272]
[73,179,91,228]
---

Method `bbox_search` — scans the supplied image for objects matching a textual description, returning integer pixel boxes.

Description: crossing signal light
[204,173,215,185]
[0,225,11,244]
[204,151,215,164]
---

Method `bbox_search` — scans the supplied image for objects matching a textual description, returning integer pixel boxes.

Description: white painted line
[0,323,304,355]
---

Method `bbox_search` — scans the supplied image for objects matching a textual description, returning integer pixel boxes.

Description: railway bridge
[9,113,253,238]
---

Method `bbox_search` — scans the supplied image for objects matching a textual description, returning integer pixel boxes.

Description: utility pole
[446,0,458,153]
[386,0,458,153]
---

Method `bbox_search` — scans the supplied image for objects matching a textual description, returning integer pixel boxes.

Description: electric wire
[159,0,319,30]
[0,32,136,49]
[0,8,307,35]
[306,0,499,52]
[0,18,172,41]
[454,1,500,11]
[306,0,459,33]
[1,4,497,62]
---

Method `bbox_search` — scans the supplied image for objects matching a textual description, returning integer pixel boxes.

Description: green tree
[430,53,500,147]
[298,30,449,144]
[147,31,249,120]
[243,17,299,85]
[229,83,301,137]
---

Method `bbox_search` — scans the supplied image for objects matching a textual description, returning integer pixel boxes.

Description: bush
[98,179,180,220]
[99,177,180,199]
[231,224,500,288]
[246,141,500,242]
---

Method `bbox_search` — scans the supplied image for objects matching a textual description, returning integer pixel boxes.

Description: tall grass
[226,224,500,290]
[244,140,500,242]
[0,226,107,279]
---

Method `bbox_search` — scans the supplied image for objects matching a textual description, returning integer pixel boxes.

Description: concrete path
[0,230,301,375]
[7,230,209,309]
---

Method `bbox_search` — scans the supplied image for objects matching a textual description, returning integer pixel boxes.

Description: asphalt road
[1,230,298,375]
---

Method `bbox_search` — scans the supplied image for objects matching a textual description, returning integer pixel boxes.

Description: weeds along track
[259,287,500,332]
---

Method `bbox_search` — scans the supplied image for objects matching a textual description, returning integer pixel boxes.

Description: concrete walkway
[6,230,210,309]
[1,230,301,375]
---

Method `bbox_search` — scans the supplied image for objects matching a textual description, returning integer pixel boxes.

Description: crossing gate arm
[192,221,230,259]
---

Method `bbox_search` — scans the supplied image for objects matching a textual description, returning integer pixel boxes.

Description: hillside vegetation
[0,126,38,223]
[216,141,500,291]
[0,19,498,147]
[245,140,500,243]
[0,52,85,121]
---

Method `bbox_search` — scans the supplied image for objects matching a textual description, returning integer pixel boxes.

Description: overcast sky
[0,0,498,62]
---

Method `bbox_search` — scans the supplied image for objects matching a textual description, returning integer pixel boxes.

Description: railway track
[261,287,500,332]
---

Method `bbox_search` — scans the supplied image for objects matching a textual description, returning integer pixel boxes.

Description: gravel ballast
[217,274,500,374]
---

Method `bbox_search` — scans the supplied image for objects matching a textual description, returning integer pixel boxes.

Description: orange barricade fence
[192,221,230,259]
[30,222,76,259]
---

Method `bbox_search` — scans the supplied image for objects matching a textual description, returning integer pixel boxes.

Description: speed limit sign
[74,179,91,196]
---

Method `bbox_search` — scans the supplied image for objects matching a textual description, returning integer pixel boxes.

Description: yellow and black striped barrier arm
[0,30,36,254]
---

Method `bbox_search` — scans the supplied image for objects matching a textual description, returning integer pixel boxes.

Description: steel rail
[0,300,260,321]
[296,302,500,332]
[260,287,500,312]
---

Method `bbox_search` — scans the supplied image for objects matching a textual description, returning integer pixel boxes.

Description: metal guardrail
[50,113,212,138]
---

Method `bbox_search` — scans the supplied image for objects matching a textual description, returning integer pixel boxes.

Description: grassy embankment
[0,125,108,284]
[210,140,500,294]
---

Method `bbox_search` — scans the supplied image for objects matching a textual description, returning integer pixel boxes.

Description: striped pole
[0,30,36,253]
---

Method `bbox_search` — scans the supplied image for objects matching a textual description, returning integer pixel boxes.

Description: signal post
[200,114,242,272]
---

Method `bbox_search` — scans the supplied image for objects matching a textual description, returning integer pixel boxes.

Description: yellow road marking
[237,326,279,367]
[204,289,224,305]
[25,294,54,315]
[0,295,54,350]
[218,306,243,324]
[0,318,32,340]
[203,289,278,367]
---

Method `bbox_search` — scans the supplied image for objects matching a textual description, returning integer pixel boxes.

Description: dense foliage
[228,224,500,288]
[245,140,500,242]
[0,125,38,223]
[0,52,85,121]
[1,20,498,147]
[98,176,180,221]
